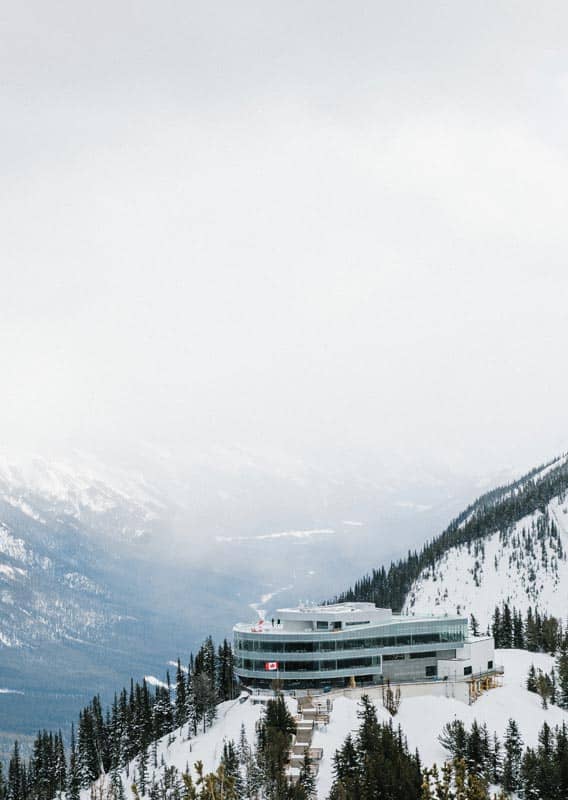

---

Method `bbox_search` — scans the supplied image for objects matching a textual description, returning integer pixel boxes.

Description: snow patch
[395,501,433,512]
[144,675,169,689]
[217,529,335,542]
[405,501,568,627]
[0,564,27,581]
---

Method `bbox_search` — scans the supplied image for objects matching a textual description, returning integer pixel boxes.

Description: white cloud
[1,2,567,475]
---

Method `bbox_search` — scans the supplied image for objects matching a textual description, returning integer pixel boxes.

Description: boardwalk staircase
[287,695,331,784]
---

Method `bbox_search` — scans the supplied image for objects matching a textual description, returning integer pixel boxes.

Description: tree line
[488,602,566,653]
[133,695,313,800]
[328,695,511,800]
[526,652,568,712]
[0,637,235,800]
[438,716,568,800]
[328,695,422,799]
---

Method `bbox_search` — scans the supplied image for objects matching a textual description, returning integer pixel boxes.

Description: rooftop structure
[233,602,496,693]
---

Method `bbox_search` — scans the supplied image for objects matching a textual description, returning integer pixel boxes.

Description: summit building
[233,602,496,694]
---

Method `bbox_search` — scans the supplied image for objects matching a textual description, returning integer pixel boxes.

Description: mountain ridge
[337,452,568,625]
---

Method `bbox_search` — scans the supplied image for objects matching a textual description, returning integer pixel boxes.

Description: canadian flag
[265,661,279,671]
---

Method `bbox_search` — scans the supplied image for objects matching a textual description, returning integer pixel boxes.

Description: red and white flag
[265,661,279,671]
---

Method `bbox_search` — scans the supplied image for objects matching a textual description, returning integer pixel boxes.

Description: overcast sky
[2,2,568,475]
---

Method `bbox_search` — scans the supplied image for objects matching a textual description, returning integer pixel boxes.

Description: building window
[383,653,405,661]
[410,651,437,660]
[284,641,314,653]
[336,656,373,670]
[283,661,318,672]
[317,621,328,630]
[464,665,472,676]
[487,660,493,669]
[425,666,437,677]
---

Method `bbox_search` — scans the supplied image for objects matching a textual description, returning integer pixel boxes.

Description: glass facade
[234,614,468,688]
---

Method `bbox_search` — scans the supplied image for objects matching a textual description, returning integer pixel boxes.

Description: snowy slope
[82,696,297,800]
[404,501,568,626]
[403,456,568,628]
[404,500,568,626]
[315,649,567,798]
[82,651,567,800]
[0,454,167,543]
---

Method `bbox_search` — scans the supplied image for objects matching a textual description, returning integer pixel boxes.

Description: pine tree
[490,732,502,785]
[175,660,187,731]
[195,638,217,693]
[220,741,244,800]
[520,747,540,800]
[501,604,513,649]
[438,719,468,761]
[0,760,6,800]
[331,734,360,799]
[55,731,66,794]
[382,680,401,716]
[137,746,149,797]
[78,709,98,786]
[536,670,553,709]
[502,718,523,794]
[466,720,484,777]
[526,608,540,652]
[110,770,125,800]
[256,695,296,800]
[8,741,23,800]
[556,646,568,709]
[469,614,480,637]
[491,607,502,648]
[217,641,235,702]
[513,610,525,649]
[67,724,81,800]
[297,751,315,799]
[186,675,198,738]
[329,696,422,800]
[192,672,217,733]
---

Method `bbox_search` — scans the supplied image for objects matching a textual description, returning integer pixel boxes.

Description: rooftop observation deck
[234,602,465,635]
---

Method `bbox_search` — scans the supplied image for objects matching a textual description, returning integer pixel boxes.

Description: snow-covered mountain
[0,454,169,650]
[0,454,250,742]
[404,453,568,627]
[0,454,167,544]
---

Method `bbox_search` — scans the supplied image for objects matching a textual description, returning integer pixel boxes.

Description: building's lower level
[233,602,496,691]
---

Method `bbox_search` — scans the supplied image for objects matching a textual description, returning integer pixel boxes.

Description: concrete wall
[458,637,495,673]
[437,637,495,681]
[277,603,393,627]
[382,649,456,682]
[317,678,470,705]
[437,658,471,681]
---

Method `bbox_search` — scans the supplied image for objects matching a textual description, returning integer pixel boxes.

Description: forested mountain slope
[338,453,568,627]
